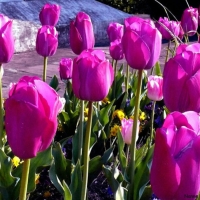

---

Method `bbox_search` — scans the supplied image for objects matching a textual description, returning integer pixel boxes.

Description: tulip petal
[150,127,181,199]
[5,99,56,159]
[122,30,150,69]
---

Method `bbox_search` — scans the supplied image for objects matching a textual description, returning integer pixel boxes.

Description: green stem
[81,101,93,200]
[126,145,130,167]
[79,100,84,164]
[128,69,143,200]
[43,56,48,82]
[0,64,3,149]
[165,40,171,64]
[125,63,129,93]
[19,159,30,200]
[112,60,118,99]
[149,101,156,149]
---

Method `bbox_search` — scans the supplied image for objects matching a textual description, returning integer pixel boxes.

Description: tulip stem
[81,101,93,200]
[165,40,171,63]
[79,100,84,164]
[128,69,143,200]
[19,159,30,200]
[43,56,48,82]
[149,101,156,149]
[112,60,117,99]
[125,63,129,93]
[0,64,3,149]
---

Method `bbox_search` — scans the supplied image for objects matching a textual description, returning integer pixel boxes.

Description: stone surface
[0,0,149,52]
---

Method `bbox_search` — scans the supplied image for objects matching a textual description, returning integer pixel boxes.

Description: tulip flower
[156,17,180,40]
[107,22,124,42]
[150,111,200,200]
[122,16,162,69]
[5,76,62,159]
[59,58,73,80]
[39,3,60,26]
[72,49,114,101]
[70,12,95,55]
[181,7,198,36]
[163,42,200,112]
[0,14,14,63]
[109,39,124,61]
[36,25,58,57]
[147,75,163,101]
[121,118,140,145]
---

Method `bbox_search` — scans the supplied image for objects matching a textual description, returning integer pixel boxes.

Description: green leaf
[49,75,59,91]
[140,185,152,200]
[101,146,114,165]
[154,61,162,76]
[63,180,72,200]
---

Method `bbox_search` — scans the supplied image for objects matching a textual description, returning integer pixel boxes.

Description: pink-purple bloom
[5,76,62,159]
[107,22,124,42]
[72,49,114,101]
[39,3,60,26]
[122,16,162,69]
[70,12,95,55]
[163,42,200,112]
[59,58,73,80]
[109,39,124,60]
[147,75,163,101]
[150,111,200,199]
[36,25,58,57]
[0,14,14,63]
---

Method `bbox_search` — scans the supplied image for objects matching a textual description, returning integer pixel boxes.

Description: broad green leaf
[49,75,59,91]
[63,180,72,200]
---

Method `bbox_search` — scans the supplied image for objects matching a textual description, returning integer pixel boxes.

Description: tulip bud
[147,75,163,101]
[109,39,124,61]
[5,76,62,159]
[72,49,114,101]
[59,58,73,80]
[107,22,124,42]
[39,3,60,26]
[121,118,140,144]
[36,25,58,57]
[0,14,14,63]
[122,16,162,70]
[181,7,198,36]
[69,12,95,55]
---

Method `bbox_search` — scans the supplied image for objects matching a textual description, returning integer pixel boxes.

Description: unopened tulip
[150,111,200,200]
[59,58,73,80]
[0,14,14,63]
[156,17,180,40]
[121,118,140,144]
[72,49,114,101]
[36,25,58,57]
[109,39,124,60]
[5,76,62,159]
[107,22,124,42]
[70,12,95,55]
[122,16,162,70]
[181,7,198,36]
[147,75,163,101]
[163,42,200,112]
[39,3,60,26]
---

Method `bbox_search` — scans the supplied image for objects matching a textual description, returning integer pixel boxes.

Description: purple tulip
[0,14,14,63]
[121,118,140,144]
[156,17,180,40]
[36,25,58,57]
[5,76,62,159]
[107,22,124,42]
[122,16,162,70]
[147,75,163,101]
[150,111,200,200]
[70,12,95,55]
[181,7,198,36]
[163,42,200,112]
[72,49,114,101]
[59,58,73,80]
[109,39,124,60]
[39,3,60,26]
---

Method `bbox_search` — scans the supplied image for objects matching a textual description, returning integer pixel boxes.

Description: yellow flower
[102,97,110,104]
[12,156,20,167]
[139,112,146,121]
[110,124,121,137]
[112,110,125,120]
[43,191,51,198]
[35,174,40,184]
[84,108,89,121]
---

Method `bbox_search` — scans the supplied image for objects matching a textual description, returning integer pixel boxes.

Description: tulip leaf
[140,185,152,200]
[101,146,114,164]
[69,160,82,200]
[63,180,72,200]
[154,61,162,76]
[49,75,59,91]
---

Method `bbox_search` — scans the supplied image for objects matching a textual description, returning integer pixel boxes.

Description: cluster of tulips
[1,2,200,200]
